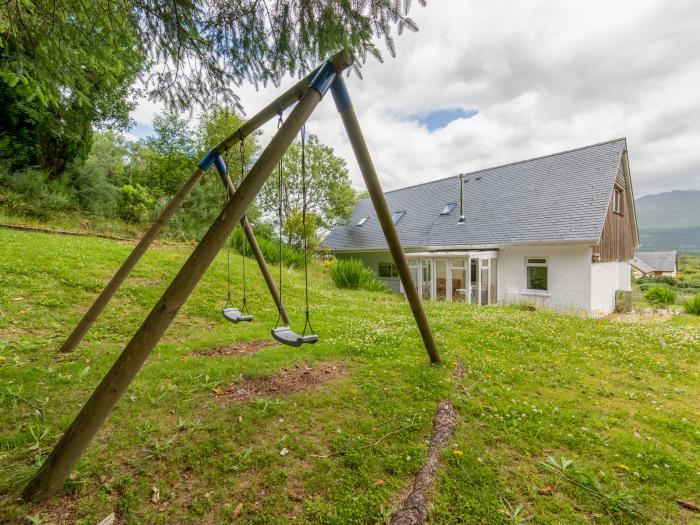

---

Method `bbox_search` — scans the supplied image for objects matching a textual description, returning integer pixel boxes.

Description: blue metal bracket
[330,75,353,112]
[214,155,227,176]
[198,149,227,176]
[309,61,337,97]
[198,149,219,171]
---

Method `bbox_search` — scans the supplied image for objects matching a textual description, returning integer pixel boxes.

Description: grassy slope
[0,229,698,524]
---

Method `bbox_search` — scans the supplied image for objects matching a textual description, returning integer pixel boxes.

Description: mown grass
[0,228,698,524]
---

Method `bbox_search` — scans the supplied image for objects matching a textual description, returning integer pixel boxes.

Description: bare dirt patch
[25,494,85,525]
[391,399,458,525]
[193,339,279,357]
[215,363,345,404]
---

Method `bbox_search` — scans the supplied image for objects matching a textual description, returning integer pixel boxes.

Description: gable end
[594,151,638,262]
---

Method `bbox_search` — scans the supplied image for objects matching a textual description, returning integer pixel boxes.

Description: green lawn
[0,228,699,524]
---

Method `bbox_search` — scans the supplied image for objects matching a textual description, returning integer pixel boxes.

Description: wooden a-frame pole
[55,72,313,353]
[22,54,352,501]
[331,76,441,365]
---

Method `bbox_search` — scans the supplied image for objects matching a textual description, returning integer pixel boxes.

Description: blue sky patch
[413,108,478,132]
[130,121,154,139]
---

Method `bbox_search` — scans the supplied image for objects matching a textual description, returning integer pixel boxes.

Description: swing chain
[240,139,249,314]
[300,126,315,337]
[225,228,232,307]
[275,112,285,327]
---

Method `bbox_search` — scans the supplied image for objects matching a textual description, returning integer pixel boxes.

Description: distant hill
[635,190,700,251]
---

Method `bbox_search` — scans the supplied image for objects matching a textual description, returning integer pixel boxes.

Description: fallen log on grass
[391,399,457,525]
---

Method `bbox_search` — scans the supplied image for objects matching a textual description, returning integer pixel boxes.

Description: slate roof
[324,138,628,251]
[633,251,677,273]
[630,257,654,274]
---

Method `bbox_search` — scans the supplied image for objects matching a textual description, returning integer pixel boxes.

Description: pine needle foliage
[3,0,428,112]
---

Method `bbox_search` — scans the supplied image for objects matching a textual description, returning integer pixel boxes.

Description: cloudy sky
[130,0,700,197]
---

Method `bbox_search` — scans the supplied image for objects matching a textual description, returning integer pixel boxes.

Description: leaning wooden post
[330,76,441,365]
[57,72,317,354]
[21,53,352,502]
[215,167,290,325]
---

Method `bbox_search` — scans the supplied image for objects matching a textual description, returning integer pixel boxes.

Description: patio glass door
[451,258,467,301]
[480,258,489,305]
[436,260,448,300]
[421,259,432,300]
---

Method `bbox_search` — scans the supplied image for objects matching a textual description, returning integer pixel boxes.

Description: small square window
[391,211,405,224]
[356,216,368,226]
[526,257,548,291]
[378,262,398,278]
[440,203,456,215]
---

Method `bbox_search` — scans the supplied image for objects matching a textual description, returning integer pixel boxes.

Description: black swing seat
[271,326,318,347]
[222,307,253,323]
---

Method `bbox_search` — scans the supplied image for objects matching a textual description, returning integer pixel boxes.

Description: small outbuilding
[631,251,678,277]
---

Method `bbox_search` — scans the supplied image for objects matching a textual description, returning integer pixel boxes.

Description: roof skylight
[356,216,368,226]
[441,203,456,215]
[391,211,405,224]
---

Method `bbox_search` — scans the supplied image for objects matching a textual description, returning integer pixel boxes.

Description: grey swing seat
[269,124,318,349]
[271,326,318,347]
[219,140,255,326]
[222,307,253,323]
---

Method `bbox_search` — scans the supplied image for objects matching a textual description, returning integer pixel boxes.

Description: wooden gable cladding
[615,161,627,189]
[595,156,636,262]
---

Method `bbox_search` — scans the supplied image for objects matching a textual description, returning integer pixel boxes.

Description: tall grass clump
[645,286,676,306]
[685,293,700,315]
[330,258,386,292]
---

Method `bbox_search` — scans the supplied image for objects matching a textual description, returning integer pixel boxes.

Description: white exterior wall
[497,244,593,314]
[590,261,631,315]
[337,251,401,293]
[342,243,626,316]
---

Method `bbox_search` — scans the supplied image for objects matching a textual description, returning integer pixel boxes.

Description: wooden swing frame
[22,50,440,501]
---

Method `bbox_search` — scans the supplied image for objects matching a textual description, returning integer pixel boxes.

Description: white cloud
[129,0,700,196]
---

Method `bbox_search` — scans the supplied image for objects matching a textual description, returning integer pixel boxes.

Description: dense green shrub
[645,286,677,306]
[69,164,119,217]
[635,275,677,287]
[685,294,700,315]
[230,227,306,269]
[330,258,386,292]
[0,167,76,217]
[118,184,153,223]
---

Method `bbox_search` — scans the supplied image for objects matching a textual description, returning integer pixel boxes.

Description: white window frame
[525,256,548,292]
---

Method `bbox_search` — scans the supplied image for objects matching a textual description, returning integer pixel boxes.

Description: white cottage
[323,138,639,315]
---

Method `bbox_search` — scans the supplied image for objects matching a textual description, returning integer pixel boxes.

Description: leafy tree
[196,108,260,188]
[195,107,263,221]
[0,3,142,177]
[260,133,356,247]
[83,132,131,184]
[2,1,426,112]
[138,113,196,196]
[118,183,154,223]
[283,208,320,250]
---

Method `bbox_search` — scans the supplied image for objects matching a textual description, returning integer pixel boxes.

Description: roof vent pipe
[457,173,465,224]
